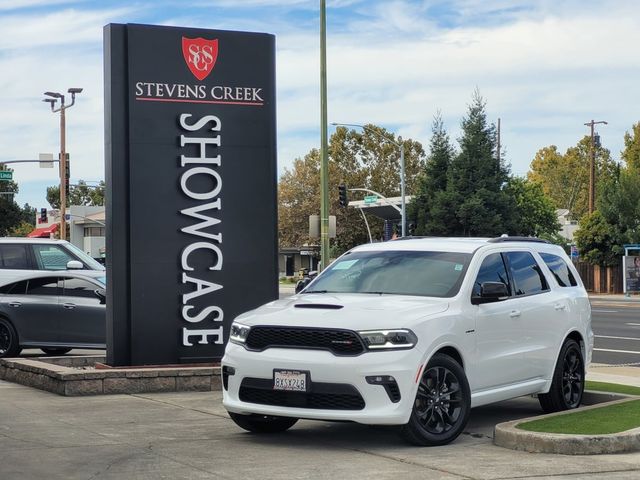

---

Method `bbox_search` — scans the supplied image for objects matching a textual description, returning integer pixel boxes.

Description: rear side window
[26,277,59,296]
[32,244,76,271]
[506,252,549,296]
[472,253,512,297]
[539,253,578,287]
[0,244,30,269]
[0,280,28,295]
[62,278,99,299]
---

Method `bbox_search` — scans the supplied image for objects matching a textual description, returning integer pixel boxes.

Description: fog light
[222,365,236,391]
[366,375,401,403]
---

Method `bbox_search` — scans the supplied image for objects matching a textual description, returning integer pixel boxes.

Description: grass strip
[517,399,640,435]
[585,381,640,396]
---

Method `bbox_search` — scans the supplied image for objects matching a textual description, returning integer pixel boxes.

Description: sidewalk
[588,364,640,388]
[589,293,640,301]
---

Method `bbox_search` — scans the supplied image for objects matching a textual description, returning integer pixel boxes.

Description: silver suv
[0,238,104,285]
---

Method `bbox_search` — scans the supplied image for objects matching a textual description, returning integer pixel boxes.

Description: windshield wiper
[302,290,331,294]
[361,291,386,295]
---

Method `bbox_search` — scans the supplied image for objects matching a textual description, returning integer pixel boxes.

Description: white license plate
[273,370,308,392]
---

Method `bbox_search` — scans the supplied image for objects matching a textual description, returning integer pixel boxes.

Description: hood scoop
[294,303,344,310]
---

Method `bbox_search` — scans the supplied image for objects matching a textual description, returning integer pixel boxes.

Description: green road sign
[0,171,13,180]
[364,195,378,204]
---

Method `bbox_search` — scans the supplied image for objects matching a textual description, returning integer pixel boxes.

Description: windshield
[304,250,472,297]
[65,242,105,271]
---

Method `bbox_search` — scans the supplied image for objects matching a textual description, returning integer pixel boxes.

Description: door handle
[554,304,567,311]
[509,310,521,318]
[8,302,21,308]
[63,303,76,310]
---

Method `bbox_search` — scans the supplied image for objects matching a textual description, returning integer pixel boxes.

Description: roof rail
[487,236,550,244]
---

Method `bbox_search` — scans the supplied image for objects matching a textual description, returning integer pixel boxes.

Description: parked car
[0,238,105,285]
[222,237,593,446]
[0,271,106,358]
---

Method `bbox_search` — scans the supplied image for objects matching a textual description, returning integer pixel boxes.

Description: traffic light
[338,184,348,207]
[408,222,416,236]
[40,208,47,223]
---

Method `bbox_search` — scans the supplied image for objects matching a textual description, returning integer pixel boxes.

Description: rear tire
[538,338,584,413]
[0,318,21,358]
[401,353,471,446]
[228,412,298,433]
[41,348,72,356]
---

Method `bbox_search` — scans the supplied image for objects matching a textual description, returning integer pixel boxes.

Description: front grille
[245,326,365,355]
[239,377,365,410]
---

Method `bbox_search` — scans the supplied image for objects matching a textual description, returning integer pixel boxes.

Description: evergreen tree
[410,113,455,235]
[446,90,512,236]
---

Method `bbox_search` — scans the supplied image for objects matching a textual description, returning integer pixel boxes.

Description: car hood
[235,293,449,330]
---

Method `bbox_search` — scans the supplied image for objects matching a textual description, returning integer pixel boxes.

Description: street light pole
[331,122,406,236]
[43,87,83,241]
[584,119,608,214]
[319,0,330,270]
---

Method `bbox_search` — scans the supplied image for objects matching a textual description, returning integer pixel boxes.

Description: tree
[278,126,426,253]
[46,180,105,209]
[8,221,35,237]
[504,177,560,237]
[0,196,22,237]
[528,137,617,220]
[409,113,456,235]
[622,122,640,170]
[574,211,623,266]
[437,90,513,236]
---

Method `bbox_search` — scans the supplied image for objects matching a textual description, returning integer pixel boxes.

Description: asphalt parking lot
[2,379,640,480]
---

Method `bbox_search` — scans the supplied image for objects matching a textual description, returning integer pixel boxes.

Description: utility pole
[584,119,608,214]
[497,118,501,164]
[43,88,83,241]
[319,0,330,270]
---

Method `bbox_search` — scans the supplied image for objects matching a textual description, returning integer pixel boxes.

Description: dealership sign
[104,24,277,366]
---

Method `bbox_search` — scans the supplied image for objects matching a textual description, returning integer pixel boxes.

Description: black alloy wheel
[0,319,21,358]
[539,338,584,413]
[401,353,471,446]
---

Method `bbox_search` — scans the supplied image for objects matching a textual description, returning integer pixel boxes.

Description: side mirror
[94,289,106,304]
[66,260,84,270]
[472,281,509,305]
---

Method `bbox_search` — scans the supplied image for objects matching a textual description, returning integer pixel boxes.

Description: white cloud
[3,0,640,209]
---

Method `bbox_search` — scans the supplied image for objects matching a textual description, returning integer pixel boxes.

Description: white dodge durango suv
[222,237,593,445]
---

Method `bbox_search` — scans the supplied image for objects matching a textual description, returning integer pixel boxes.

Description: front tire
[401,353,471,446]
[538,338,584,413]
[0,318,21,358]
[228,412,298,433]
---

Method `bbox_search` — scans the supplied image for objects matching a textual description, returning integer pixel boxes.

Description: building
[68,206,105,260]
[556,209,578,241]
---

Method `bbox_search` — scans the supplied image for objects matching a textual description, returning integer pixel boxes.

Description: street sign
[0,171,13,180]
[364,195,378,204]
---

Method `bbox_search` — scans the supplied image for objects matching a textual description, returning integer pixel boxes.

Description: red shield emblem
[182,37,219,81]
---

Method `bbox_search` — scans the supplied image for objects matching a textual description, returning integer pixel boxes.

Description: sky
[1,0,639,210]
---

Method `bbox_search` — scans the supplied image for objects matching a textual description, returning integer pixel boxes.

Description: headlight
[358,329,417,350]
[230,322,251,344]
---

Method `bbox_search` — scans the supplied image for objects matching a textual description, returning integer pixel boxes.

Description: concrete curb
[494,395,640,455]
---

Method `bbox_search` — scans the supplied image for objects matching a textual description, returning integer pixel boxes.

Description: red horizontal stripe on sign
[136,97,264,106]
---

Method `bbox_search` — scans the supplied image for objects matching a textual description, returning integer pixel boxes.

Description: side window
[472,253,512,297]
[506,252,549,296]
[32,245,76,271]
[539,253,578,287]
[0,280,28,295]
[26,277,60,296]
[0,244,30,269]
[62,278,99,300]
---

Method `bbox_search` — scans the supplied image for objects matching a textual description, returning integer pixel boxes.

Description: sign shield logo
[182,37,219,81]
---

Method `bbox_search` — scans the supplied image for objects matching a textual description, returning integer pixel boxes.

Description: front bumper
[222,343,423,425]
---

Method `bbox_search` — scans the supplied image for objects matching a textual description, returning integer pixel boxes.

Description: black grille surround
[244,326,366,356]
[239,377,365,410]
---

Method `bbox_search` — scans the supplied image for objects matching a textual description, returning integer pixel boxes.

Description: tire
[538,338,584,413]
[41,348,72,356]
[0,318,22,358]
[401,353,471,446]
[228,412,298,433]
